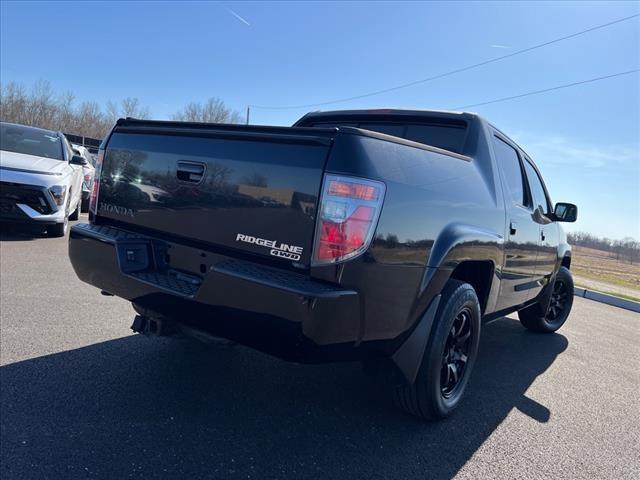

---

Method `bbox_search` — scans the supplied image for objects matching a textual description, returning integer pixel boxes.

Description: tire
[518,266,574,333]
[393,280,481,420]
[69,200,80,221]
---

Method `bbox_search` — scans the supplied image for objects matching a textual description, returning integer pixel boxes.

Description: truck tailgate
[97,120,336,266]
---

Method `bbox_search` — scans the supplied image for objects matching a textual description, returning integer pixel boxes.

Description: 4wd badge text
[235,233,303,261]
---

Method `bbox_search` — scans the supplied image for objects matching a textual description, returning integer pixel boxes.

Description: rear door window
[493,136,525,206]
[523,160,549,213]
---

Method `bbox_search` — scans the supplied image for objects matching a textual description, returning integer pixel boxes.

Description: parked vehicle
[68,109,578,419]
[71,144,96,212]
[0,122,84,236]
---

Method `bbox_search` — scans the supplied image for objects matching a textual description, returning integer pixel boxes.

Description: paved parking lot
[1,218,639,479]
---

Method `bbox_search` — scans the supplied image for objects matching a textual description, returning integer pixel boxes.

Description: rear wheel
[393,280,481,420]
[518,266,574,333]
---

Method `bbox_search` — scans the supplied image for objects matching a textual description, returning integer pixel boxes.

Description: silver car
[0,122,84,236]
[71,144,96,212]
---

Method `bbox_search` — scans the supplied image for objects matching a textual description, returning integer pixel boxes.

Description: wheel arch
[448,260,495,314]
[393,224,503,384]
[558,240,571,270]
[417,222,503,315]
[426,222,504,270]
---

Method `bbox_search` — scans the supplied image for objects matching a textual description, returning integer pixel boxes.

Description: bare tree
[55,91,76,133]
[0,79,241,139]
[24,80,57,128]
[243,173,268,187]
[0,80,152,139]
[106,97,150,123]
[172,97,241,124]
[568,231,640,264]
[0,82,29,125]
[621,237,640,265]
[76,101,111,139]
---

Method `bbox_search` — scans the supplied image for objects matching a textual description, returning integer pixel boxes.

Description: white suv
[0,122,84,236]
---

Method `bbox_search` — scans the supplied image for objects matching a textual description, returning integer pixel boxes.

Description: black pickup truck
[69,109,577,420]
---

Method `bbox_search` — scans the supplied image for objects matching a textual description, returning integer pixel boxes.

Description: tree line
[0,80,241,140]
[567,231,639,265]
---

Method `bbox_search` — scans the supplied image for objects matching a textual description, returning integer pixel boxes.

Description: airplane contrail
[224,6,250,26]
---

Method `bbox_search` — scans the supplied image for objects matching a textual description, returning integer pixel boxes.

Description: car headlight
[49,185,67,206]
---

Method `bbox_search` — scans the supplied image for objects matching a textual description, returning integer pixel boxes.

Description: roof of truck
[296,108,481,124]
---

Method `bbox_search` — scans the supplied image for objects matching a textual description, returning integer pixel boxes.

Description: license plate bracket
[116,240,151,273]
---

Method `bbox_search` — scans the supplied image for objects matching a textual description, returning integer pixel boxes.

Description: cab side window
[524,160,549,214]
[493,136,525,205]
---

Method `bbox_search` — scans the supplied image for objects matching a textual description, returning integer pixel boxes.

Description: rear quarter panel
[313,126,506,343]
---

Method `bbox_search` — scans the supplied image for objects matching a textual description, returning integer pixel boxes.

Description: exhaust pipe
[130,314,237,347]
[131,315,177,336]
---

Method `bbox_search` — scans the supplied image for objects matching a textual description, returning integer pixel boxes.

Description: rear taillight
[312,174,385,266]
[88,149,104,215]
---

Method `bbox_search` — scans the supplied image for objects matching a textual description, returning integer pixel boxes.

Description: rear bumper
[68,223,364,362]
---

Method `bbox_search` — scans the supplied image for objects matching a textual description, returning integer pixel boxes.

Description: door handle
[541,229,546,242]
[176,161,206,184]
[509,221,517,235]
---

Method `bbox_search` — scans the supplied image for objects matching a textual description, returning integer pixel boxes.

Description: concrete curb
[574,287,640,313]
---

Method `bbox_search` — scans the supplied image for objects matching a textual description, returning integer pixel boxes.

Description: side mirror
[553,202,577,222]
[70,155,87,166]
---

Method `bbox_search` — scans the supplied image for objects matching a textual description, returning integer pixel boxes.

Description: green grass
[572,268,638,290]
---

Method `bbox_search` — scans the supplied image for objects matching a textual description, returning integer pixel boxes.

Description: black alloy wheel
[518,266,574,333]
[393,280,481,420]
[440,307,473,398]
[546,279,570,323]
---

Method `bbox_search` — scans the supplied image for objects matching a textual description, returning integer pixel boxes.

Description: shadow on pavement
[1,317,567,479]
[0,223,47,241]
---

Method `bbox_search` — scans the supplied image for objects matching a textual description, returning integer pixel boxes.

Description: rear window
[0,123,64,160]
[303,120,467,153]
[404,124,466,153]
[361,123,406,138]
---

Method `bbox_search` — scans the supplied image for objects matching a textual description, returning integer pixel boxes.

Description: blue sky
[1,1,638,239]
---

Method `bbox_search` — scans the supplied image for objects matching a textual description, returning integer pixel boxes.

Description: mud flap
[391,294,441,384]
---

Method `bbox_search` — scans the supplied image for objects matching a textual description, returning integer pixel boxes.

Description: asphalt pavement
[1,217,639,479]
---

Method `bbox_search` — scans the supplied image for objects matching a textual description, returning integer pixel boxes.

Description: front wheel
[69,200,80,221]
[518,266,574,333]
[393,280,481,420]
